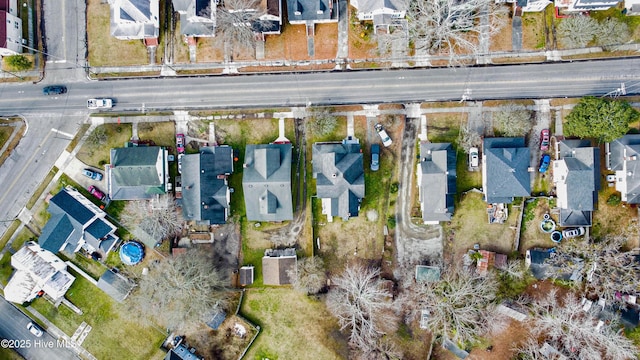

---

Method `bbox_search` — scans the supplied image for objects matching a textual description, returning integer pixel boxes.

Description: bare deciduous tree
[516,289,637,360]
[558,16,599,48]
[216,0,268,52]
[121,195,183,242]
[493,104,533,137]
[327,265,398,353]
[596,18,630,46]
[287,256,327,295]
[129,249,230,330]
[401,265,503,344]
[306,107,338,136]
[457,124,482,153]
[407,0,508,63]
[86,126,107,148]
[546,230,640,303]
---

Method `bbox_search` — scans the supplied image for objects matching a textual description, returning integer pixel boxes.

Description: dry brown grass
[183,314,255,360]
[521,11,546,51]
[427,113,467,143]
[490,14,513,52]
[592,185,639,242]
[137,121,176,147]
[86,0,150,66]
[76,123,133,168]
[446,191,519,259]
[316,216,384,270]
[241,288,348,360]
[265,22,338,60]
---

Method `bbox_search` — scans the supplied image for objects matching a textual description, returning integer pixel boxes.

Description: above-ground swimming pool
[119,241,144,265]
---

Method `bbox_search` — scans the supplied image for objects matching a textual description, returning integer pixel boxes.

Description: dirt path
[394,117,442,271]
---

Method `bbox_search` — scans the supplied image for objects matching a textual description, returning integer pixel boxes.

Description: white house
[0,0,23,56]
[350,0,407,33]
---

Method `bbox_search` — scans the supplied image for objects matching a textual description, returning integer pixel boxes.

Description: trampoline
[119,241,144,265]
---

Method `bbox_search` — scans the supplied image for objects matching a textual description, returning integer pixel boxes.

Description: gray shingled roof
[172,0,216,37]
[181,146,233,224]
[110,0,159,39]
[312,141,365,220]
[287,0,336,23]
[419,143,456,222]
[97,269,135,303]
[555,140,599,226]
[39,213,77,253]
[352,0,407,14]
[608,135,640,204]
[483,138,531,204]
[108,146,167,200]
[243,144,293,222]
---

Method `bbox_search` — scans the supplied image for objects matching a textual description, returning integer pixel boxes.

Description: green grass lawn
[33,272,165,360]
[10,227,36,251]
[0,252,13,286]
[0,219,20,250]
[76,124,132,168]
[137,121,176,148]
[0,347,24,360]
[456,151,482,192]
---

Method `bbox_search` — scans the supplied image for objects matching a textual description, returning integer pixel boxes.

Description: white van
[374,123,392,147]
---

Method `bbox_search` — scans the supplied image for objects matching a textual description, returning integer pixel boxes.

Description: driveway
[394,117,442,272]
[62,156,105,192]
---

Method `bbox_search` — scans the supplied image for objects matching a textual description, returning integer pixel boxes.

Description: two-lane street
[0,298,79,360]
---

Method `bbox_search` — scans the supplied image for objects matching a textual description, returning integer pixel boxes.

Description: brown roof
[262,255,296,285]
[476,250,495,276]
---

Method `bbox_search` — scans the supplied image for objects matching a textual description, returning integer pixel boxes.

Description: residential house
[0,0,22,56]
[287,0,338,25]
[172,0,216,38]
[482,137,531,204]
[350,0,407,33]
[38,187,119,257]
[626,0,640,15]
[497,0,551,12]
[554,0,619,11]
[262,248,296,285]
[4,242,75,304]
[417,142,456,224]
[476,249,507,276]
[607,134,640,204]
[97,269,135,302]
[106,146,170,200]
[109,0,160,40]
[254,0,283,35]
[553,139,600,227]
[312,137,365,221]
[243,143,293,222]
[181,146,234,225]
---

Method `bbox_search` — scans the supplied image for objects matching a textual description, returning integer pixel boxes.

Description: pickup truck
[87,98,113,109]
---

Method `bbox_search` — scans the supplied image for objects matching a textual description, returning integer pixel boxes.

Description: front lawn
[137,121,176,148]
[0,252,13,286]
[76,123,132,168]
[241,288,347,360]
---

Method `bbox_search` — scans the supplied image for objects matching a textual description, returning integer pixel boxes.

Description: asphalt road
[0,298,79,360]
[0,58,638,113]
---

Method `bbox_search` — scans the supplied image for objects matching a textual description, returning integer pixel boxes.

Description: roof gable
[419,143,456,222]
[109,146,167,200]
[484,138,530,203]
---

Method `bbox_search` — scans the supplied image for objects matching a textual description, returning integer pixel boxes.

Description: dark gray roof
[312,141,365,220]
[483,138,530,203]
[556,140,599,226]
[528,248,583,281]
[173,0,216,37]
[181,146,233,224]
[164,344,200,360]
[108,147,168,200]
[287,0,336,23]
[243,144,293,222]
[352,0,407,13]
[419,143,456,222]
[608,135,640,204]
[239,266,254,285]
[39,188,118,255]
[97,269,135,302]
[205,309,227,330]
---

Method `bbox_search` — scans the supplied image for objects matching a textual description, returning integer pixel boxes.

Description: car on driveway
[374,123,392,147]
[42,85,66,95]
[82,169,103,181]
[178,153,184,174]
[88,185,106,201]
[370,144,380,171]
[539,154,551,173]
[176,133,185,154]
[562,227,585,239]
[27,322,43,337]
[540,129,550,151]
[469,147,479,169]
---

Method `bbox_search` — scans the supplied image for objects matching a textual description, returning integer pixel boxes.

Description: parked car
[562,227,585,239]
[82,169,103,181]
[176,133,185,154]
[469,147,479,168]
[27,322,43,337]
[370,144,380,171]
[178,153,184,174]
[42,85,67,95]
[88,185,106,201]
[374,123,393,147]
[539,154,551,173]
[540,129,550,151]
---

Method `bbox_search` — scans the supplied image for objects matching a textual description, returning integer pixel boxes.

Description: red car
[88,185,106,201]
[540,129,550,151]
[176,133,185,154]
